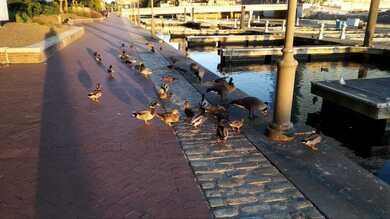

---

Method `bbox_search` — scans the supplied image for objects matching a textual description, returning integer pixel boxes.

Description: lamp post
[267,0,298,141]
[364,0,380,47]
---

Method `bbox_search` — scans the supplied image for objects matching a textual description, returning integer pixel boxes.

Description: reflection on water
[158,33,390,184]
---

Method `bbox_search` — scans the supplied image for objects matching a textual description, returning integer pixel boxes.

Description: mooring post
[191,7,195,22]
[257,15,260,23]
[240,5,245,29]
[318,23,324,40]
[267,0,299,141]
[282,20,286,32]
[150,0,155,37]
[247,10,253,28]
[137,0,140,25]
[364,0,380,47]
[265,20,269,33]
[183,7,186,22]
[340,22,347,40]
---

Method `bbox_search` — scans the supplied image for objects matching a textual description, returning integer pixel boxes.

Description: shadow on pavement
[35,28,99,218]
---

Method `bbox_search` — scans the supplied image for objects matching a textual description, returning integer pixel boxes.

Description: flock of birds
[87,40,321,149]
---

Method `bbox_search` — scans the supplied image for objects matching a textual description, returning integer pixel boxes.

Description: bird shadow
[77,61,93,90]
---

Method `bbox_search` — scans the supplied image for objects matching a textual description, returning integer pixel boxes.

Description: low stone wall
[0,26,84,64]
[70,17,105,24]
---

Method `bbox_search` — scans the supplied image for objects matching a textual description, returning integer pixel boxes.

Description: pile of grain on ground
[0,22,69,47]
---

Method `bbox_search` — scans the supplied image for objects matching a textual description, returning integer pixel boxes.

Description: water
[158,33,390,183]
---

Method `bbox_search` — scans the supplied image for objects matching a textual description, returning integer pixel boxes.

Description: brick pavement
[0,17,210,218]
[127,17,324,218]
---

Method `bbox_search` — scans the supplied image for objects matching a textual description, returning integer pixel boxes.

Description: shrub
[27,1,42,17]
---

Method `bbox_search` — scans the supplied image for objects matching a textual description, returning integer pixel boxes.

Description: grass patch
[0,22,69,47]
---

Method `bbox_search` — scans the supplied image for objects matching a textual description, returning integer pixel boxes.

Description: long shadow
[35,29,98,218]
[77,61,93,90]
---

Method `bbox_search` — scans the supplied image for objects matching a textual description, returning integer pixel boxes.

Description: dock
[121,4,287,16]
[220,46,372,63]
[186,34,285,47]
[311,78,390,121]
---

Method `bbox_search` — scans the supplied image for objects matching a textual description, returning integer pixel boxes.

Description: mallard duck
[184,100,195,118]
[158,83,172,100]
[301,130,321,151]
[132,101,160,125]
[191,106,207,128]
[206,104,226,115]
[216,118,229,143]
[121,42,126,49]
[161,75,176,83]
[119,50,128,62]
[157,109,180,126]
[229,119,244,133]
[94,52,102,63]
[88,83,103,102]
[138,64,153,78]
[230,97,268,119]
[206,78,236,101]
[107,65,115,79]
[145,43,155,52]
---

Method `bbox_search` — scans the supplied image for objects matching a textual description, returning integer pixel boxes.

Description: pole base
[266,122,295,142]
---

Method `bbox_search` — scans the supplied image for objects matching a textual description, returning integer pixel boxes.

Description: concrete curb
[0,26,85,64]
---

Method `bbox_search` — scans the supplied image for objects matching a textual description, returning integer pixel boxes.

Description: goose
[230,97,268,119]
[206,78,236,101]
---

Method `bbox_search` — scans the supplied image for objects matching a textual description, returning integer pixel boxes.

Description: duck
[157,109,180,126]
[158,83,172,100]
[229,97,268,119]
[161,75,176,84]
[206,78,236,101]
[88,83,103,102]
[94,52,102,63]
[121,42,126,49]
[229,119,244,133]
[119,50,128,62]
[138,63,153,78]
[146,42,155,53]
[206,104,226,115]
[107,65,115,79]
[216,118,229,143]
[191,105,207,128]
[184,100,195,118]
[132,101,160,125]
[301,129,321,151]
[320,67,329,72]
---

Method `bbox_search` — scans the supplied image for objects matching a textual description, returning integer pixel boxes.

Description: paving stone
[213,206,239,218]
[224,195,258,206]
[241,204,272,215]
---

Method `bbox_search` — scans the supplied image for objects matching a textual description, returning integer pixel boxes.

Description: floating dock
[186,34,285,47]
[312,78,390,122]
[220,46,372,64]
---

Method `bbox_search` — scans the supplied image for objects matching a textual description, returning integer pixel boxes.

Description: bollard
[318,23,324,40]
[265,20,269,33]
[282,20,286,32]
[340,23,347,40]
